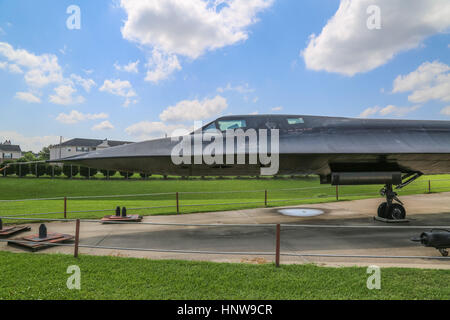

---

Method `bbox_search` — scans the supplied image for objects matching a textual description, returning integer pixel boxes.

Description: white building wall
[49,146,93,160]
[0,151,22,163]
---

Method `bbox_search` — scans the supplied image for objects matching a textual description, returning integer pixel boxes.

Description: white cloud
[59,45,68,55]
[99,79,137,107]
[92,120,115,131]
[160,95,228,122]
[0,42,63,87]
[114,60,140,73]
[359,105,420,118]
[0,131,59,153]
[392,61,450,104]
[125,121,190,140]
[440,106,450,116]
[144,49,181,83]
[271,106,283,111]
[0,42,95,105]
[56,110,109,124]
[217,83,254,94]
[302,0,450,76]
[379,105,420,116]
[70,74,96,92]
[120,0,273,82]
[359,106,381,118]
[8,63,23,74]
[49,85,85,105]
[15,91,41,103]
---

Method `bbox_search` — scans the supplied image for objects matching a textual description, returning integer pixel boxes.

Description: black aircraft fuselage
[57,114,450,178]
[55,114,450,243]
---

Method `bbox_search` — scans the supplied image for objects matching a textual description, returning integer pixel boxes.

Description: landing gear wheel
[377,203,388,219]
[388,203,406,220]
[439,249,449,257]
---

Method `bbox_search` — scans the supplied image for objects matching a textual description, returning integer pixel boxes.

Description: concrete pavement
[2,192,450,269]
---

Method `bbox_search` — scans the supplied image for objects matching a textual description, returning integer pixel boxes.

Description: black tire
[388,204,406,220]
[377,202,388,218]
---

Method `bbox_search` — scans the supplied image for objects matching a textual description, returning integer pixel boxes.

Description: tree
[20,152,37,162]
[34,163,47,177]
[0,160,15,176]
[15,160,30,177]
[38,147,50,161]
[140,173,151,179]
[120,171,132,179]
[79,166,98,179]
[63,165,79,178]
[100,169,116,179]
[46,165,62,177]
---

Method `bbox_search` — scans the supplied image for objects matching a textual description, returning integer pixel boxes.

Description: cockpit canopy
[200,115,307,134]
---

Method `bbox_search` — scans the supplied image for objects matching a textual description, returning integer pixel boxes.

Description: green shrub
[32,163,47,177]
[45,165,62,177]
[119,171,132,179]
[100,169,116,178]
[15,162,30,177]
[62,165,79,178]
[80,166,98,179]
[0,160,15,176]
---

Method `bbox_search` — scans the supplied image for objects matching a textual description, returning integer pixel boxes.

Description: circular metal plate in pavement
[278,208,324,217]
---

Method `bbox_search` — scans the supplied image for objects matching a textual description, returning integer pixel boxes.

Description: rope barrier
[0,239,447,260]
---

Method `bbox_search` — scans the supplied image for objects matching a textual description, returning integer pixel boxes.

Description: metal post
[88,167,90,180]
[275,224,281,268]
[64,197,67,219]
[265,190,268,207]
[428,180,431,193]
[19,163,21,178]
[52,165,54,178]
[336,185,339,201]
[176,192,180,214]
[35,163,37,178]
[74,219,80,258]
[70,165,73,179]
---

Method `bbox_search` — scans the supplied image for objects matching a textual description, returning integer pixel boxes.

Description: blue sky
[0,0,449,151]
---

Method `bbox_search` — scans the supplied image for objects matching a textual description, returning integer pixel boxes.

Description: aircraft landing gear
[378,184,406,220]
[377,172,423,221]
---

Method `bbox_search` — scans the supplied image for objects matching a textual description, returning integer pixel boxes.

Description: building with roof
[0,140,22,163]
[49,138,133,161]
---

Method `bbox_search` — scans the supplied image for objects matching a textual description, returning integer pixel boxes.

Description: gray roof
[0,145,21,152]
[53,138,133,148]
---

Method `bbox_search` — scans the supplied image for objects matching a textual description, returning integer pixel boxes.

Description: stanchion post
[275,224,281,268]
[265,190,268,207]
[336,185,339,201]
[64,197,67,219]
[74,219,80,258]
[429,180,431,193]
[176,192,180,214]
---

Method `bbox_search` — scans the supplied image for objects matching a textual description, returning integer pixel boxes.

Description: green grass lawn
[0,251,448,300]
[1,175,450,220]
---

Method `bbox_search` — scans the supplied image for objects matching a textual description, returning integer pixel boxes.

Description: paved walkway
[2,192,450,269]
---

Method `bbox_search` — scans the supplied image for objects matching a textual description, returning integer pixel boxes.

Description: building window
[3,153,13,159]
[76,147,89,152]
[67,148,72,152]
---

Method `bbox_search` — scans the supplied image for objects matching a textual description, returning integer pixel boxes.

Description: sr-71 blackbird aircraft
[56,114,450,222]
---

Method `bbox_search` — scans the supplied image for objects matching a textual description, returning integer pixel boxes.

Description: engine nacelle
[330,172,402,186]
[416,230,450,249]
